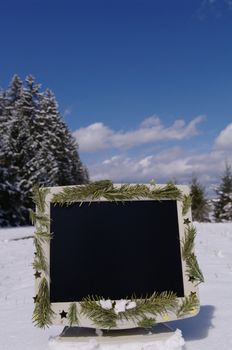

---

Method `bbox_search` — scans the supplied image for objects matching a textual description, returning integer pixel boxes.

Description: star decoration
[34,271,41,279]
[190,308,197,315]
[162,313,170,321]
[188,276,195,283]
[33,295,38,303]
[184,218,191,225]
[59,310,67,319]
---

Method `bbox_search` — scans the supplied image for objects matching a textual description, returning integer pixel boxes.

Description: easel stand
[49,324,185,349]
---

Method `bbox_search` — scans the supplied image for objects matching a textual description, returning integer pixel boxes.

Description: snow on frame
[0,223,232,349]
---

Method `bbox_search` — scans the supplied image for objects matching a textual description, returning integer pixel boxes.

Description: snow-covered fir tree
[213,163,232,222]
[0,76,27,226]
[39,89,89,186]
[190,176,210,222]
[0,75,89,226]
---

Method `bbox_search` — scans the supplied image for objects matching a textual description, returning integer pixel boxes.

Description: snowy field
[0,223,232,350]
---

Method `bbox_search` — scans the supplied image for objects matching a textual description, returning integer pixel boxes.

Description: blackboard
[50,200,184,302]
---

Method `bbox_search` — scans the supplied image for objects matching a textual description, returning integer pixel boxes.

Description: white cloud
[73,116,204,152]
[138,155,153,168]
[73,122,113,152]
[140,115,161,128]
[88,140,232,185]
[89,149,192,182]
[214,123,232,150]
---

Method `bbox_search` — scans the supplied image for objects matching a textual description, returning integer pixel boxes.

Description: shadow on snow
[169,304,215,342]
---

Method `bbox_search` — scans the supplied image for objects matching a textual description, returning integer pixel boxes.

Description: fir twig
[68,302,79,326]
[31,185,50,213]
[35,230,52,242]
[137,317,156,328]
[182,225,196,260]
[80,292,178,329]
[29,209,37,225]
[150,183,183,201]
[133,291,178,319]
[186,253,204,284]
[182,195,192,216]
[177,293,199,318]
[31,185,52,328]
[80,296,117,328]
[35,213,50,228]
[32,277,54,328]
[181,225,204,284]
[29,209,50,228]
[33,237,47,271]
[51,181,183,205]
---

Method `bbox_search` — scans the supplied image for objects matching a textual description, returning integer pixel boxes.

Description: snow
[48,329,184,350]
[0,223,232,349]
[99,300,113,310]
[114,300,129,315]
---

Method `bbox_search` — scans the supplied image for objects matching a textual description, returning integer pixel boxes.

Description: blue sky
[1,0,232,187]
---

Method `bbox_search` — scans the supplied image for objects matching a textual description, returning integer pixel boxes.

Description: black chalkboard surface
[50,200,184,303]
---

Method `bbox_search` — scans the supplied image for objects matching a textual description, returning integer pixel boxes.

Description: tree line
[190,163,232,222]
[0,75,89,226]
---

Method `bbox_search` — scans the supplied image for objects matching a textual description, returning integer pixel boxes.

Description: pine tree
[213,163,232,222]
[40,89,89,186]
[12,75,42,210]
[0,76,27,226]
[190,176,210,222]
[0,75,89,226]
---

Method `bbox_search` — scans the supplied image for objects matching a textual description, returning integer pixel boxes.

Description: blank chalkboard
[50,200,184,302]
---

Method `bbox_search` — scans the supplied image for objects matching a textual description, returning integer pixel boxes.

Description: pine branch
[31,185,53,328]
[51,181,183,205]
[186,253,204,284]
[33,237,47,271]
[30,185,50,229]
[80,292,177,329]
[29,209,36,225]
[32,277,54,328]
[31,185,50,213]
[150,184,183,201]
[68,302,79,326]
[35,229,52,242]
[182,195,192,216]
[181,225,196,260]
[30,186,50,272]
[29,209,50,228]
[137,317,156,328]
[35,213,50,228]
[80,296,117,328]
[177,293,199,318]
[134,291,178,317]
[181,224,204,284]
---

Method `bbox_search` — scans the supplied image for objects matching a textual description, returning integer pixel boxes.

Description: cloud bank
[73,116,204,152]
[73,116,232,185]
[89,147,232,186]
[214,123,232,150]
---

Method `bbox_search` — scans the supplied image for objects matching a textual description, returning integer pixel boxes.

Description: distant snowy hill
[0,223,232,350]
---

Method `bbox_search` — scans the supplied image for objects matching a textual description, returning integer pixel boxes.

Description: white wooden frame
[35,184,200,328]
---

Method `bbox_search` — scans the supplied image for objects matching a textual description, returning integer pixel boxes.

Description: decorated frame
[30,180,204,329]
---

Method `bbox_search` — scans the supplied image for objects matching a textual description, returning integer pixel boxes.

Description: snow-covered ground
[0,223,232,349]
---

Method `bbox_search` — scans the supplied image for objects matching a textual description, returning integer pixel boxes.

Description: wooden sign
[32,182,203,329]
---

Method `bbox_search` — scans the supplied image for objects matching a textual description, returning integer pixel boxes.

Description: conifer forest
[0,75,89,226]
